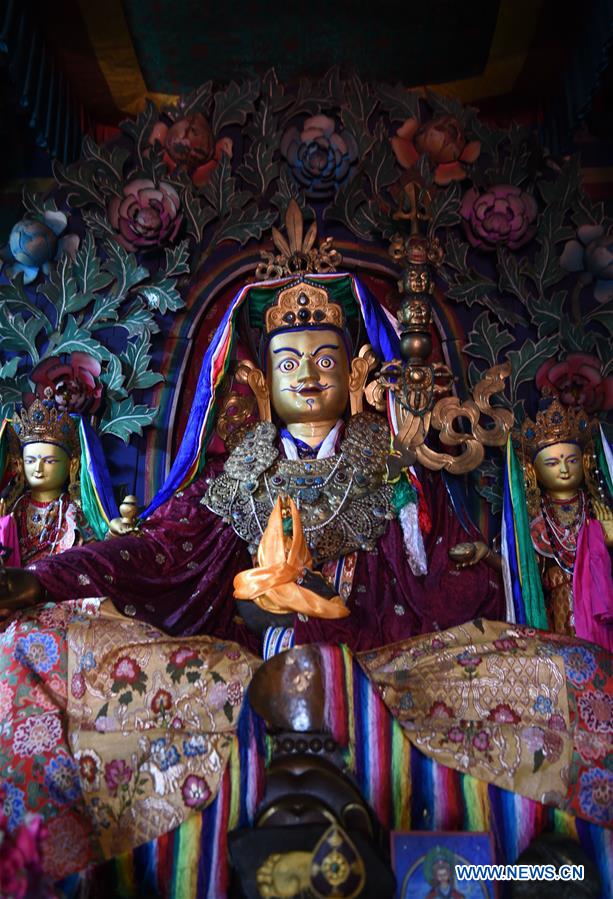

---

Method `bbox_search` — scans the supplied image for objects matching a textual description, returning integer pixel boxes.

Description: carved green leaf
[0,274,49,322]
[245,96,279,141]
[201,153,235,215]
[593,334,613,376]
[324,177,370,240]
[100,355,127,400]
[99,397,158,443]
[21,188,58,218]
[475,457,505,514]
[214,205,278,247]
[497,247,528,303]
[73,232,114,297]
[463,312,515,366]
[426,89,472,125]
[37,255,82,326]
[172,81,213,119]
[162,240,191,279]
[181,188,217,243]
[374,82,419,122]
[270,168,314,221]
[102,241,149,298]
[0,310,43,364]
[82,137,130,187]
[48,315,110,361]
[428,182,462,234]
[507,335,558,400]
[559,315,596,353]
[585,306,613,333]
[363,136,399,193]
[529,290,566,337]
[81,208,117,239]
[121,337,164,391]
[137,276,184,315]
[212,79,260,134]
[52,158,103,209]
[117,303,160,337]
[120,100,159,169]
[237,141,280,194]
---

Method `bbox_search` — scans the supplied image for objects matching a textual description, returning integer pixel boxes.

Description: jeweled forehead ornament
[264,280,345,336]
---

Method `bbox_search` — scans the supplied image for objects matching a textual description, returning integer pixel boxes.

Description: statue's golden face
[22,442,70,495]
[534,442,584,494]
[267,328,350,425]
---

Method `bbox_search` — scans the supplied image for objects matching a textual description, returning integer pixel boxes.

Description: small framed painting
[390,831,497,899]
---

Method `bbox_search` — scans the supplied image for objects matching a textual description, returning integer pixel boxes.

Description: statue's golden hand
[592,500,613,546]
[449,540,502,573]
[0,568,43,621]
[107,517,139,538]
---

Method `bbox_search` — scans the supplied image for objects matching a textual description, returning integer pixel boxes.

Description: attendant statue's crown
[264,280,345,335]
[12,387,80,457]
[514,395,591,462]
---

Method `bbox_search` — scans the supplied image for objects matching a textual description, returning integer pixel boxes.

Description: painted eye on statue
[278,358,299,373]
[316,355,336,370]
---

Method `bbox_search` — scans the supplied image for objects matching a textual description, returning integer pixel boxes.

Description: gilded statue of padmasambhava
[0,273,505,646]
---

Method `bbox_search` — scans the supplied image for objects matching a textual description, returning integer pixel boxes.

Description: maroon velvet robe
[33,459,503,653]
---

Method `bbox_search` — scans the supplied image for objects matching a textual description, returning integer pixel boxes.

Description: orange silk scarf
[233,497,349,619]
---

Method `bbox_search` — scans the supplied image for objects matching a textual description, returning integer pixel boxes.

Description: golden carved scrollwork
[382,361,513,475]
[255,199,342,281]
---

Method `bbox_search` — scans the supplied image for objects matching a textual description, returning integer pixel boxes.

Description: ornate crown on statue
[12,387,80,456]
[265,281,345,335]
[514,395,592,462]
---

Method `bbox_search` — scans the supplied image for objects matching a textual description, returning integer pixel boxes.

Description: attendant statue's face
[267,328,351,425]
[534,442,584,494]
[22,442,70,497]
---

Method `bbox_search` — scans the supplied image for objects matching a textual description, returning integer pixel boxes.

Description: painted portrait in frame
[391,831,497,898]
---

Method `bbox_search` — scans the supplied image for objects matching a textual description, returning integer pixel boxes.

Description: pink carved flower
[428,701,455,719]
[107,178,182,252]
[181,774,211,809]
[169,647,200,669]
[559,224,613,303]
[104,759,133,795]
[460,184,537,251]
[29,352,102,415]
[149,113,233,188]
[151,689,173,714]
[536,353,613,413]
[447,726,465,744]
[392,116,480,185]
[472,730,490,751]
[111,656,143,685]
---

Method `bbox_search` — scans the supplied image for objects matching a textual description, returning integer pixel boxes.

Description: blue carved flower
[151,737,181,771]
[578,768,613,825]
[281,115,358,199]
[560,224,613,304]
[14,631,60,674]
[0,211,79,284]
[3,782,26,830]
[557,645,597,687]
[44,754,81,804]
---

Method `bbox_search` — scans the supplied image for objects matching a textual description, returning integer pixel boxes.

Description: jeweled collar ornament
[514,396,591,463]
[264,281,345,336]
[12,387,79,456]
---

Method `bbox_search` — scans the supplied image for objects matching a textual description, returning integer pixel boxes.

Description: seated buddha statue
[0,390,95,569]
[0,274,610,881]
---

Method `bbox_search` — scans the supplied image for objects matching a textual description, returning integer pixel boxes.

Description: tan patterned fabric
[66,602,260,857]
[359,620,573,805]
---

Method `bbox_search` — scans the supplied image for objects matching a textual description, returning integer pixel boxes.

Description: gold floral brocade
[66,607,260,858]
[359,620,572,806]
